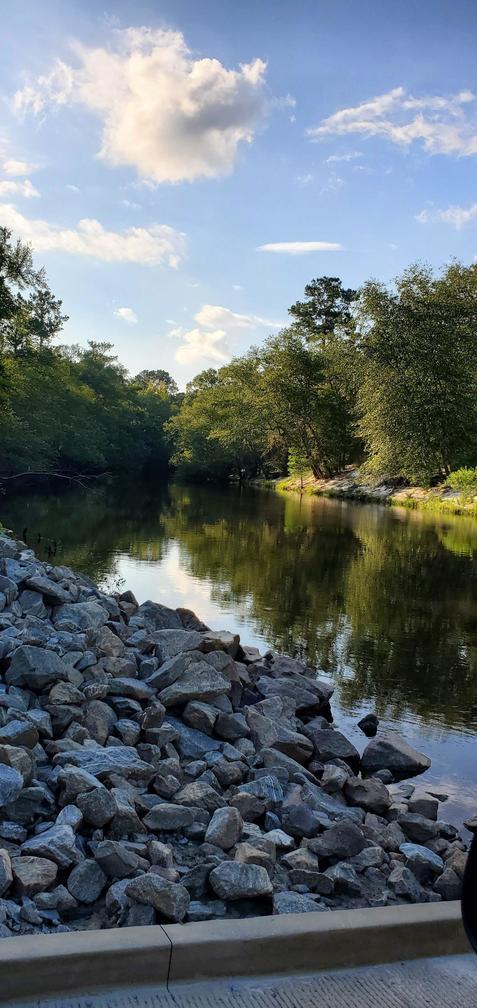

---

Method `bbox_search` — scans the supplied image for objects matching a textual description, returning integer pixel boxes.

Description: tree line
[2,224,477,487]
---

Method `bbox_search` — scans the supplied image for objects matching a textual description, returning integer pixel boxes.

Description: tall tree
[358,262,477,483]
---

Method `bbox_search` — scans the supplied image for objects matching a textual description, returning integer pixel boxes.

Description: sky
[2,0,477,386]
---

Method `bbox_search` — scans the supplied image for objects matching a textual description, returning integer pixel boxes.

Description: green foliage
[0,229,175,479]
[358,262,477,484]
[447,467,477,499]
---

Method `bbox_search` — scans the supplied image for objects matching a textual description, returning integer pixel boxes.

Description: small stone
[399,842,444,883]
[273,892,323,914]
[357,713,379,737]
[398,813,438,844]
[143,804,194,831]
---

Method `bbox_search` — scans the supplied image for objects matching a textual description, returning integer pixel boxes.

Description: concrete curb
[0,926,171,1002]
[164,900,469,984]
[0,902,469,1002]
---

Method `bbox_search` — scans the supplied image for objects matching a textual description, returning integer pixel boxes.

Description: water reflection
[3,480,477,823]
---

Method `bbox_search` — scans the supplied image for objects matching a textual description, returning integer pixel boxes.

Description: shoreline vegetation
[271,468,477,518]
[2,229,477,509]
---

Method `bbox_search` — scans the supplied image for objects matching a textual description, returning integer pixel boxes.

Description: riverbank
[0,528,468,937]
[273,469,477,517]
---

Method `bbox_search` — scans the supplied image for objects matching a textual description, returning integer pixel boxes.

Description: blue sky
[2,0,477,385]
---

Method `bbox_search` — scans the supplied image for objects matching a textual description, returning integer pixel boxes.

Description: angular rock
[12,856,57,896]
[67,860,107,904]
[362,733,431,781]
[126,874,190,922]
[0,765,23,808]
[6,646,69,689]
[205,807,243,850]
[159,665,230,708]
[273,891,323,914]
[302,724,360,772]
[22,825,80,869]
[399,843,444,883]
[309,821,366,859]
[209,861,273,900]
[0,850,12,896]
[143,804,194,831]
[344,776,391,815]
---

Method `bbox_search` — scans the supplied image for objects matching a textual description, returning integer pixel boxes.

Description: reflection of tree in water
[3,481,477,732]
[1,481,172,585]
[165,488,477,731]
[335,508,477,728]
[164,485,362,662]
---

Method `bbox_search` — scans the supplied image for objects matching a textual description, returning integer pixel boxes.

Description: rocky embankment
[0,530,469,936]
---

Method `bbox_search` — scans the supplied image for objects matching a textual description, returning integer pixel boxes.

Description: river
[2,480,477,828]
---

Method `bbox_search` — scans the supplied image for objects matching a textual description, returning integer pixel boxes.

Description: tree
[288,447,309,490]
[288,276,357,344]
[358,262,477,483]
[134,369,179,396]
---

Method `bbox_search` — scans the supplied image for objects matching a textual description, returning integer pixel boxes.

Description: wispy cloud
[0,203,186,266]
[308,87,477,156]
[257,240,343,255]
[416,202,477,228]
[13,27,271,185]
[195,304,280,330]
[114,306,138,323]
[66,183,80,193]
[0,179,39,198]
[325,151,362,163]
[2,158,38,176]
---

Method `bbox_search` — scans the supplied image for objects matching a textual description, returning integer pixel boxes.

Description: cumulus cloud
[174,327,230,365]
[257,241,343,255]
[14,27,270,184]
[0,203,185,265]
[416,203,477,228]
[173,302,279,365]
[3,158,38,175]
[308,87,477,156]
[0,179,39,198]
[114,306,138,323]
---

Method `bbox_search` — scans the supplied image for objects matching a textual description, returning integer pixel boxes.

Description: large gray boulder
[53,601,108,629]
[12,856,57,896]
[67,860,107,904]
[54,746,155,786]
[6,646,69,689]
[129,600,182,632]
[209,862,273,900]
[159,666,230,707]
[344,776,391,815]
[302,723,360,771]
[361,733,431,781]
[22,824,81,868]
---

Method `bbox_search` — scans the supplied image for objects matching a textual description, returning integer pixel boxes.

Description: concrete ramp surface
[5,956,477,1008]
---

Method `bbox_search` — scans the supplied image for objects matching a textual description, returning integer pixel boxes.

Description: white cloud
[257,241,343,255]
[0,203,186,265]
[173,327,230,365]
[308,87,477,156]
[297,172,314,185]
[325,151,362,163]
[232,284,242,291]
[14,27,270,184]
[122,198,140,209]
[114,306,138,323]
[195,303,279,330]
[416,202,477,228]
[66,183,80,192]
[173,301,279,365]
[0,179,39,198]
[3,158,38,176]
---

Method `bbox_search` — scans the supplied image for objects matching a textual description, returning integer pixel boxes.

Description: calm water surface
[3,481,477,827]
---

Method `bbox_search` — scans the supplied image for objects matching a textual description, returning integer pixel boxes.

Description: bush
[447,467,477,498]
